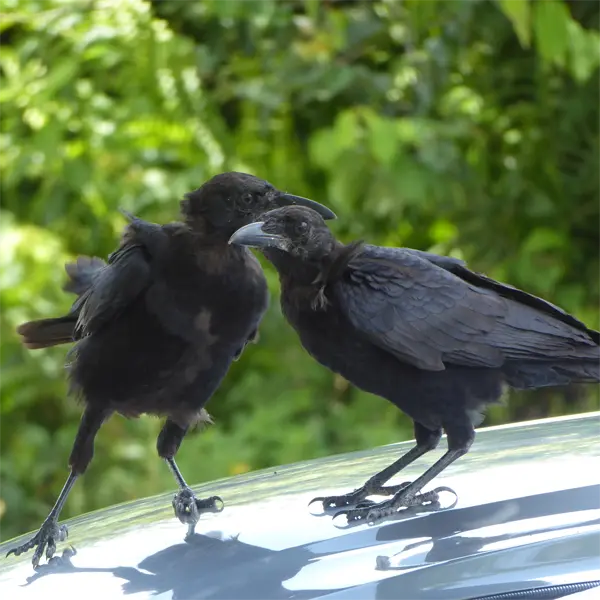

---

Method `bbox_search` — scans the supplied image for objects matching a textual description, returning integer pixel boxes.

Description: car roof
[1,411,599,599]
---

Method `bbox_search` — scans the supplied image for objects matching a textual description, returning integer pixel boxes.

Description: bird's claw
[334,486,457,525]
[333,506,372,524]
[5,519,68,569]
[309,489,367,510]
[195,494,225,513]
[172,488,224,535]
[309,480,413,512]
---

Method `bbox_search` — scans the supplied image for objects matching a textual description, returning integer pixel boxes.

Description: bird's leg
[311,423,442,510]
[6,407,108,568]
[157,419,223,537]
[339,424,473,523]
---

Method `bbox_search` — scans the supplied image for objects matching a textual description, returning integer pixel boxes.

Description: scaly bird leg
[310,423,442,511]
[337,426,471,523]
[6,473,75,568]
[6,407,108,568]
[158,419,223,538]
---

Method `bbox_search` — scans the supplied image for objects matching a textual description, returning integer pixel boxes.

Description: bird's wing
[335,245,595,371]
[431,258,600,344]
[73,243,151,337]
[372,245,595,339]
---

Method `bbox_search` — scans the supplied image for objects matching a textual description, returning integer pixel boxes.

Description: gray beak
[276,193,336,220]
[229,221,288,251]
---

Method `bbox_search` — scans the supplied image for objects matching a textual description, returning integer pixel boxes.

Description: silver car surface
[1,412,599,599]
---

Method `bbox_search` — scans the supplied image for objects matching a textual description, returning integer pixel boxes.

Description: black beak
[229,222,288,251]
[276,193,336,220]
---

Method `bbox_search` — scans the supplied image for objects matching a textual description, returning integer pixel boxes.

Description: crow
[230,205,600,523]
[7,174,336,567]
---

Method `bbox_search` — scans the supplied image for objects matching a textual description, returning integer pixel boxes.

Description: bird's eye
[297,221,308,234]
[241,193,253,204]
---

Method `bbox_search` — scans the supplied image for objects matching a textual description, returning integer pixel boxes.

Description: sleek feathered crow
[230,206,600,523]
[7,174,335,567]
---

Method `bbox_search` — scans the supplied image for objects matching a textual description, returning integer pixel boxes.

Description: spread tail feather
[17,316,77,349]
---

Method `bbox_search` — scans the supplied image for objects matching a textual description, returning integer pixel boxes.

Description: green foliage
[1,0,598,541]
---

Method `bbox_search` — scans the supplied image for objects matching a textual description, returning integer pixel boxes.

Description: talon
[308,496,327,508]
[310,496,338,509]
[196,495,224,513]
[308,498,326,516]
[6,518,67,569]
[331,509,352,525]
[432,485,459,508]
[33,548,43,570]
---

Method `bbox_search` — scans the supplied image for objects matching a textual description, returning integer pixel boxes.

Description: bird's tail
[504,356,600,390]
[17,256,105,350]
[17,316,78,349]
[559,357,600,383]
[62,256,106,295]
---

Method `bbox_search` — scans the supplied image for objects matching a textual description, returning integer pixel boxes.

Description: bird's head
[228,205,337,262]
[181,172,335,236]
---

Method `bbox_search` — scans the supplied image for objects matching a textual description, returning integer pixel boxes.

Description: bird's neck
[267,240,364,292]
[263,249,316,286]
[183,214,235,245]
[316,240,364,284]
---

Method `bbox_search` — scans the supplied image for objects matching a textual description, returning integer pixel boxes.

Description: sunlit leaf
[533,0,570,67]
[498,0,532,48]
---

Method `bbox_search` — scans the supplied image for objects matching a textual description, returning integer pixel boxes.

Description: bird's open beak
[276,193,336,220]
[229,222,289,251]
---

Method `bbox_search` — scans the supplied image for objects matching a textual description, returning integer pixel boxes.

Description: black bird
[7,173,336,567]
[230,206,600,523]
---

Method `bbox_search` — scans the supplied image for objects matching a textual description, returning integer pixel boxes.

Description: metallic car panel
[1,412,599,599]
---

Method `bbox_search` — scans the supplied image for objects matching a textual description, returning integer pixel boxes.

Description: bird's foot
[309,488,369,511]
[309,481,411,512]
[334,486,457,524]
[172,488,224,537]
[5,518,68,569]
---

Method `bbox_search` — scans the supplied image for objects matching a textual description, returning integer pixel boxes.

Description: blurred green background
[1,0,598,542]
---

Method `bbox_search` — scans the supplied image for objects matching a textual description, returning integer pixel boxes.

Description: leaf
[567,21,600,84]
[362,109,397,165]
[533,0,570,67]
[498,0,531,48]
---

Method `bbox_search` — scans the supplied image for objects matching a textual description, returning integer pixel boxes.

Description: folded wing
[335,245,598,372]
